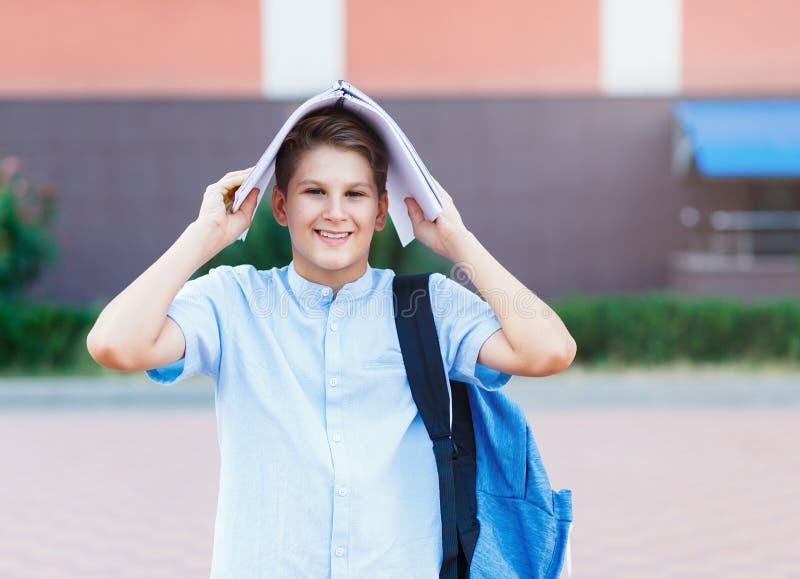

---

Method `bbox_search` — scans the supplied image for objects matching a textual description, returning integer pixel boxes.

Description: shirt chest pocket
[363,349,405,370]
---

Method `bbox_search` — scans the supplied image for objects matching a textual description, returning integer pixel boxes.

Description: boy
[87,107,577,578]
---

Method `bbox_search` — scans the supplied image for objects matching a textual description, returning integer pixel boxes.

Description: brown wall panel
[0,97,720,305]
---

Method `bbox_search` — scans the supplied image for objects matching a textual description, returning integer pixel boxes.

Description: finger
[404,197,426,223]
[221,166,255,179]
[435,181,451,201]
[217,167,255,188]
[217,174,247,189]
[231,189,261,227]
[243,187,260,211]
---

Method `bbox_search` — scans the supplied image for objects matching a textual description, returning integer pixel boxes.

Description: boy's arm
[443,229,577,377]
[87,168,259,372]
[404,182,577,378]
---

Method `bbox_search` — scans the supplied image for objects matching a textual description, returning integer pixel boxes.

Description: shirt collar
[287,260,375,308]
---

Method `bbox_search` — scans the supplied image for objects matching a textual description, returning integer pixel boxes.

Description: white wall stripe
[261,0,346,99]
[601,0,682,95]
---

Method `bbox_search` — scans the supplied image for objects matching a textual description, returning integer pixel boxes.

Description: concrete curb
[1,371,799,409]
[506,370,800,408]
[0,375,214,409]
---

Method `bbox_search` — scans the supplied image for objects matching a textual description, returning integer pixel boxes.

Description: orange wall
[2,0,800,97]
[346,0,600,96]
[0,0,261,96]
[683,0,800,94]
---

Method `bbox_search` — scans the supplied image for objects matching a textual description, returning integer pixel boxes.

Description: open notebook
[231,79,443,247]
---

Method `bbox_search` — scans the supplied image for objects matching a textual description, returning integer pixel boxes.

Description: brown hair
[274,106,389,197]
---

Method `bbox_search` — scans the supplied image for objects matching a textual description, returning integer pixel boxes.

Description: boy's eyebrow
[296,179,373,190]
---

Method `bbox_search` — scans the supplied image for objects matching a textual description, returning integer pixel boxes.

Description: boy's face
[272,144,389,290]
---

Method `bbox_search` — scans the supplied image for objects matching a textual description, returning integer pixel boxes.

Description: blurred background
[0,0,798,577]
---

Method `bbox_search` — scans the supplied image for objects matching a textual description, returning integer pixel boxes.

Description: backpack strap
[392,273,479,579]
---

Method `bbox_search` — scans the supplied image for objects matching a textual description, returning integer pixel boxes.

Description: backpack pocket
[470,488,573,579]
[469,389,528,500]
[470,491,558,579]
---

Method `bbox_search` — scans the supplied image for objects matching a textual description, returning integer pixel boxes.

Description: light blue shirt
[145,261,511,579]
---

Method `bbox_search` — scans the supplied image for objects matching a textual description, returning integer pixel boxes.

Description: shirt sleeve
[428,272,512,391]
[144,266,230,385]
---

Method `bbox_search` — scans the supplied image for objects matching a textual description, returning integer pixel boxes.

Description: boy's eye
[305,188,365,197]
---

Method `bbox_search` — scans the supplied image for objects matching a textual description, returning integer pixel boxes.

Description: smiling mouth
[315,230,352,240]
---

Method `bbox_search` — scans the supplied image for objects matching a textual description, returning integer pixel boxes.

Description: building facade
[1,0,798,303]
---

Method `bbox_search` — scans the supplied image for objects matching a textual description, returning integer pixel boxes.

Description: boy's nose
[322,195,347,220]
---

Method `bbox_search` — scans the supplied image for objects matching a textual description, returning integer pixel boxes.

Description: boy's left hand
[404,179,471,260]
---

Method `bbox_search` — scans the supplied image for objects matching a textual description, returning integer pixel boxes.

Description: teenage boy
[87,107,576,578]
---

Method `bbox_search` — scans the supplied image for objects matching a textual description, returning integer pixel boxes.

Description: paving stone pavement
[1,370,798,578]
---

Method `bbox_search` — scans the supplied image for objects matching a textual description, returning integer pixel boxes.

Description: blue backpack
[392,274,573,579]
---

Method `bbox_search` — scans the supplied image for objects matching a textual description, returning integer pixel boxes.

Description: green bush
[555,291,800,366]
[0,156,58,297]
[0,297,98,374]
[3,283,800,374]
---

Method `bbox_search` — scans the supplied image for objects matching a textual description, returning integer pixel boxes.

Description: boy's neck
[292,258,369,295]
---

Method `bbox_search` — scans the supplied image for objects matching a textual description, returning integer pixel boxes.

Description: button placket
[325,307,350,578]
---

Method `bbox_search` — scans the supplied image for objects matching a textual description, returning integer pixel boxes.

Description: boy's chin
[308,253,364,272]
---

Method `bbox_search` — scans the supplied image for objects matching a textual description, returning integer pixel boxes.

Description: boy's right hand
[194,167,260,255]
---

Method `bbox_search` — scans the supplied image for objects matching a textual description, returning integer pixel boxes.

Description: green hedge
[1,292,798,374]
[0,297,99,374]
[556,292,800,366]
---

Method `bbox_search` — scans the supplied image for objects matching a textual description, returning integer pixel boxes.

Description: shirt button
[329,377,338,388]
[321,288,331,296]
[335,546,345,557]
[330,322,338,332]
[332,431,343,443]
[337,486,349,497]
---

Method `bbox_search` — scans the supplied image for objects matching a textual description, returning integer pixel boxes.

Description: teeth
[319,231,349,239]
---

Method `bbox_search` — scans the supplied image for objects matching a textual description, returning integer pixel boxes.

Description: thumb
[230,188,260,232]
[241,187,260,215]
[404,197,424,224]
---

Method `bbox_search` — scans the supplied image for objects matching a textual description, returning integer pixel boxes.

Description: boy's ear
[374,190,389,231]
[272,185,288,226]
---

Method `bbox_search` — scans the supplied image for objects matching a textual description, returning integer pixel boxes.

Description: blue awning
[673,100,800,178]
